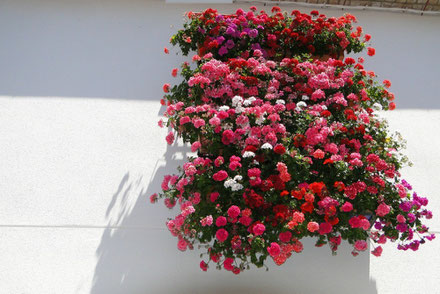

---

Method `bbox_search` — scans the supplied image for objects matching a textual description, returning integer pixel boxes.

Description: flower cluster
[171,7,368,60]
[152,8,433,274]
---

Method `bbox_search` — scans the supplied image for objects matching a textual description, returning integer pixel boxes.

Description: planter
[312,52,344,61]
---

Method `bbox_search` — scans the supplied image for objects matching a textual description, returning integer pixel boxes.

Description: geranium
[152,7,433,274]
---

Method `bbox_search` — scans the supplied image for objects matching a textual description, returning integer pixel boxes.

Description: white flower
[231,183,244,191]
[321,105,327,110]
[275,99,285,105]
[224,179,235,188]
[261,143,273,150]
[252,160,260,165]
[372,103,383,111]
[219,105,230,111]
[243,96,256,106]
[232,95,243,107]
[296,101,307,111]
[243,151,255,158]
[297,101,307,108]
[235,106,244,114]
[302,95,310,101]
[255,115,265,125]
[233,175,243,181]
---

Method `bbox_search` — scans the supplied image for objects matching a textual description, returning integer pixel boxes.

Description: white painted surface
[0,0,439,293]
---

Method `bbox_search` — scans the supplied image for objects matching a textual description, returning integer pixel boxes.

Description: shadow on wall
[90,142,378,294]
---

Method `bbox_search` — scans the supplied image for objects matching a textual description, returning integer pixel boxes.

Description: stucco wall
[0,0,439,293]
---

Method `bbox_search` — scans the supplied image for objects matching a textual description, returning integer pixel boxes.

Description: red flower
[164,47,169,54]
[372,246,383,257]
[309,182,326,196]
[216,229,229,242]
[213,170,228,181]
[291,188,305,200]
[200,261,208,271]
[334,181,345,192]
[311,10,319,16]
[367,47,376,56]
[389,102,396,110]
[301,202,314,213]
[274,144,286,154]
[280,190,289,197]
[344,57,356,65]
[163,83,170,93]
[271,6,281,13]
[171,68,178,77]
[222,129,235,145]
[318,222,333,235]
[383,80,391,88]
[313,149,325,159]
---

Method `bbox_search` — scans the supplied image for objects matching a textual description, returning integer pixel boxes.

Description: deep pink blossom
[216,229,229,242]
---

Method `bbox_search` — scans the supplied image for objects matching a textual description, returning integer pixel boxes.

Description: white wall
[0,0,439,293]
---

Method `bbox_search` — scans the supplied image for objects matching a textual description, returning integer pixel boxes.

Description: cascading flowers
[152,7,434,274]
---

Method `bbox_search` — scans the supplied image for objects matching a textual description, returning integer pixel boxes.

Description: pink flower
[341,202,353,212]
[224,257,234,271]
[193,118,205,128]
[164,198,176,208]
[210,192,219,202]
[376,203,390,217]
[229,161,242,171]
[213,170,228,181]
[216,229,229,242]
[354,240,367,251]
[179,116,190,125]
[319,222,333,235]
[227,205,241,219]
[311,89,325,101]
[200,215,213,227]
[216,216,227,227]
[360,218,371,231]
[214,156,224,167]
[165,131,174,145]
[238,216,252,226]
[313,149,325,159]
[247,168,261,178]
[292,212,305,224]
[191,141,201,152]
[222,129,235,145]
[200,260,208,271]
[248,168,262,186]
[324,143,339,154]
[149,193,157,203]
[397,214,406,223]
[349,216,361,228]
[307,221,319,232]
[209,116,221,126]
[183,162,196,176]
[279,231,292,243]
[181,205,195,217]
[372,246,383,257]
[177,238,188,251]
[253,223,266,236]
[377,235,387,244]
[267,242,281,257]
